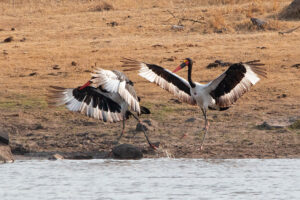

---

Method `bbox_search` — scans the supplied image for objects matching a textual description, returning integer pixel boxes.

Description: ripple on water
[0,159,299,200]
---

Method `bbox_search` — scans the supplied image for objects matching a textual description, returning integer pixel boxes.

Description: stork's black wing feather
[121,58,196,105]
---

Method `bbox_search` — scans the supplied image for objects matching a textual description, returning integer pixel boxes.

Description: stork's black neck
[187,63,196,88]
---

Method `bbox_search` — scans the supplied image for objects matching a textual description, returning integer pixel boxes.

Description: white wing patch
[244,64,260,85]
[51,88,123,122]
[91,68,140,114]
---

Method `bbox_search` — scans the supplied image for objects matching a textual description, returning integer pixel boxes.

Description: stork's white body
[121,58,267,149]
[190,83,215,110]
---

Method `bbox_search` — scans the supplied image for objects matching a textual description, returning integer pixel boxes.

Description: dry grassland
[0,0,299,158]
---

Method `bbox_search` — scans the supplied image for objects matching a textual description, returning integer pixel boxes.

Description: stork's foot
[150,144,158,150]
[196,142,205,151]
[206,121,210,130]
[201,121,210,131]
[149,142,160,150]
[180,133,188,139]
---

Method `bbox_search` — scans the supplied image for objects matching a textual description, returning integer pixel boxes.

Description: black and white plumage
[122,58,267,149]
[48,68,155,148]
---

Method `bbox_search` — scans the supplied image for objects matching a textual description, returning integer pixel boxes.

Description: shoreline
[1,0,299,161]
[11,152,300,160]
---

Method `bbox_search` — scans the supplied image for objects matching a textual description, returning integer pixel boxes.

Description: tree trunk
[289,0,300,7]
[280,0,300,19]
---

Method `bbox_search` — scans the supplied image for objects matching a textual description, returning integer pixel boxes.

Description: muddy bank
[0,0,300,160]
[2,111,299,159]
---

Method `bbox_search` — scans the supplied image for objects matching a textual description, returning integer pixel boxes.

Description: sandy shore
[0,0,299,159]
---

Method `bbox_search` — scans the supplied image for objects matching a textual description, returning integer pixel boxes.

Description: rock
[277,94,287,99]
[20,37,26,42]
[52,65,60,70]
[0,132,9,145]
[206,62,219,68]
[64,153,93,160]
[71,61,77,66]
[291,63,300,69]
[171,25,184,31]
[257,46,267,49]
[11,143,29,154]
[185,118,196,123]
[289,119,300,129]
[250,18,266,29]
[3,36,13,43]
[30,123,44,130]
[49,153,64,160]
[136,119,157,132]
[142,119,158,127]
[136,122,148,131]
[206,60,232,69]
[112,144,143,159]
[107,21,118,27]
[162,57,175,62]
[0,144,14,163]
[256,122,284,130]
[90,2,113,12]
[152,44,165,48]
[169,98,182,104]
[28,72,37,76]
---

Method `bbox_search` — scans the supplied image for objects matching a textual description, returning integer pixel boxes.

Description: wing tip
[120,57,144,71]
[242,60,267,78]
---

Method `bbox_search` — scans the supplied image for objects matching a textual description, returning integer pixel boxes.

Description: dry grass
[0,0,299,157]
[89,1,114,12]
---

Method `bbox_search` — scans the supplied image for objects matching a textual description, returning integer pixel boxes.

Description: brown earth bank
[0,0,299,159]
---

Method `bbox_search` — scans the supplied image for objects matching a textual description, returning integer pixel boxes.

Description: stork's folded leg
[130,112,157,150]
[200,108,209,150]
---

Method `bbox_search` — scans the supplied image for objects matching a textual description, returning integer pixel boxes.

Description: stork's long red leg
[117,115,126,142]
[130,112,157,150]
[200,108,209,150]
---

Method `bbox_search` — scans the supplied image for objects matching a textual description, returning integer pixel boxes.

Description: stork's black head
[173,58,193,73]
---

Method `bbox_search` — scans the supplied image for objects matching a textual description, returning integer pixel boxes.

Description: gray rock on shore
[112,144,143,159]
[0,132,9,145]
[0,144,14,163]
[0,132,14,163]
[136,119,158,132]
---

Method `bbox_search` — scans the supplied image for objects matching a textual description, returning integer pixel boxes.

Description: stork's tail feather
[120,57,142,71]
[140,106,151,114]
[243,60,267,78]
[47,86,71,106]
[125,106,150,119]
[244,60,264,65]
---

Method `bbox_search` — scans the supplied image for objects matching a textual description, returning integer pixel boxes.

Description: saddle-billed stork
[121,58,267,149]
[48,68,157,149]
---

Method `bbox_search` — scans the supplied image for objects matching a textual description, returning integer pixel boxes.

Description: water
[1,159,299,200]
